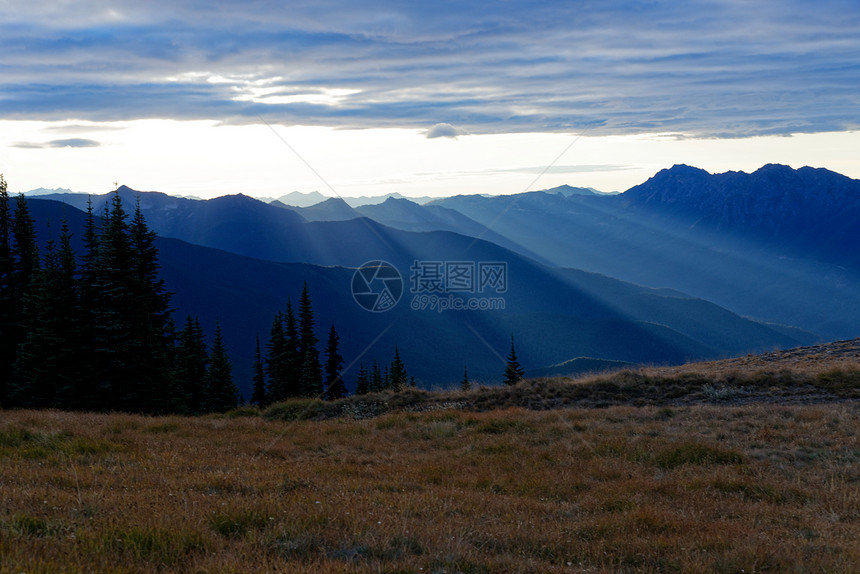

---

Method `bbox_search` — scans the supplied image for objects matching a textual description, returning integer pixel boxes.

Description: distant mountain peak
[317,196,351,206]
[541,184,602,197]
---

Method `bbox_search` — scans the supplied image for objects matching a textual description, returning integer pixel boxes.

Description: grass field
[2,396,859,572]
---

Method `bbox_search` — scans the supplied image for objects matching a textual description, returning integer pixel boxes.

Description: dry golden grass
[2,401,859,573]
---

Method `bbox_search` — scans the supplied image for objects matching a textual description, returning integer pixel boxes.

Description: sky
[1,0,859,200]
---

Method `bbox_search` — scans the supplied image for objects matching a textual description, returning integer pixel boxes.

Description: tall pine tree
[251,334,267,407]
[206,322,238,412]
[503,336,525,386]
[12,221,81,409]
[0,177,13,403]
[4,194,40,406]
[298,282,323,397]
[324,324,347,400]
[282,300,302,398]
[128,197,176,413]
[355,363,369,395]
[265,311,288,402]
[389,346,408,391]
[175,316,209,414]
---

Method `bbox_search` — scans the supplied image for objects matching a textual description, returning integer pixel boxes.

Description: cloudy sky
[1,0,859,199]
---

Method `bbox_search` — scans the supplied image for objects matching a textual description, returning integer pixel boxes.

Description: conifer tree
[88,191,137,410]
[371,361,383,393]
[324,324,347,400]
[389,346,408,391]
[0,177,13,402]
[176,316,208,414]
[13,221,81,409]
[283,300,302,397]
[503,336,525,386]
[128,197,176,413]
[11,194,40,297]
[4,194,40,405]
[251,335,267,407]
[298,282,323,397]
[461,366,470,392]
[265,311,287,402]
[206,322,238,413]
[355,363,369,395]
[74,197,101,408]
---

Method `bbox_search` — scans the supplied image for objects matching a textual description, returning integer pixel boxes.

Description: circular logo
[351,260,404,312]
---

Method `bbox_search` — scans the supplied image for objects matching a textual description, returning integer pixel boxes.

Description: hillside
[255,338,860,422]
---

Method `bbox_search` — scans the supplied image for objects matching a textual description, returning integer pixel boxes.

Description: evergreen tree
[371,361,383,393]
[11,194,40,297]
[88,191,138,410]
[74,197,100,409]
[503,336,525,386]
[265,311,287,402]
[206,322,238,412]
[389,346,408,391]
[4,194,40,405]
[15,221,82,409]
[128,197,176,413]
[0,177,13,402]
[461,366,470,392]
[251,334,267,407]
[175,316,208,414]
[324,324,347,400]
[355,363,369,395]
[282,300,301,397]
[298,282,323,397]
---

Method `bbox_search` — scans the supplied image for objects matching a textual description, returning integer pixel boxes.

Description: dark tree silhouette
[298,282,323,397]
[461,366,470,392]
[355,363,369,395]
[503,336,525,386]
[207,322,238,412]
[389,346,408,391]
[324,324,347,400]
[251,334,267,406]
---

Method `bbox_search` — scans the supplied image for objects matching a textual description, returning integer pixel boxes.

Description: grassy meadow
[2,398,859,573]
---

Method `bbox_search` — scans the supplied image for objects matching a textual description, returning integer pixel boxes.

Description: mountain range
[26,163,856,396]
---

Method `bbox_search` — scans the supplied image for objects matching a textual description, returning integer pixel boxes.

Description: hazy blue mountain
[431,165,860,339]
[276,197,361,221]
[542,184,607,197]
[275,190,329,207]
[23,187,77,196]
[24,197,811,398]
[341,192,437,207]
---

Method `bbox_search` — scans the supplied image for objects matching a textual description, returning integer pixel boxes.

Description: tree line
[1,176,527,414]
[0,180,237,414]
[250,284,416,407]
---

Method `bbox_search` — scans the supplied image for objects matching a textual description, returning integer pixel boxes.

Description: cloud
[13,138,101,149]
[426,123,469,139]
[508,164,634,174]
[1,1,859,137]
[48,138,101,148]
